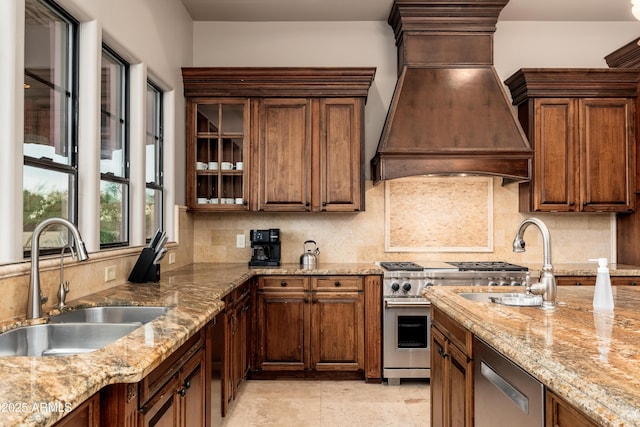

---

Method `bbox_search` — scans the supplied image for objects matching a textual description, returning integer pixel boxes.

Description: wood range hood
[371,0,533,184]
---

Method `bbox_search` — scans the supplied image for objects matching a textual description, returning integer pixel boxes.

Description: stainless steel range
[380,261,529,385]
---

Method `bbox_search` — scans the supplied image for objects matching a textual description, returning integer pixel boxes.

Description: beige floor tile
[222,379,430,427]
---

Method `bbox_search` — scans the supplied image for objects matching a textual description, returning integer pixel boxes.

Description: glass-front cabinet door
[187,98,249,210]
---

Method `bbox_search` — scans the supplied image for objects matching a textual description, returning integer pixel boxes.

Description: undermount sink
[458,292,543,307]
[0,323,141,357]
[48,305,171,324]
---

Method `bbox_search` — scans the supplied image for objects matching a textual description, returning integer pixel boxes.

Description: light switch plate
[105,265,116,282]
[236,234,246,248]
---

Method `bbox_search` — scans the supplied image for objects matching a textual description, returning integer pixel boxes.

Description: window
[23,0,78,254]
[100,46,129,247]
[145,81,163,240]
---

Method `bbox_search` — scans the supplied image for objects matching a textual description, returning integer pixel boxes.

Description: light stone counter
[425,285,640,427]
[0,262,382,426]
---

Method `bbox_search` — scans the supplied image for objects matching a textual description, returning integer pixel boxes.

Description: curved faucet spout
[512,217,556,309]
[29,217,89,319]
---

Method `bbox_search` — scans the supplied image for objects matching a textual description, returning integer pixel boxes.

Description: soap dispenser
[590,258,614,312]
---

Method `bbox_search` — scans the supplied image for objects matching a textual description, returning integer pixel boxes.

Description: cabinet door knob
[312,298,318,304]
[334,281,340,287]
[631,282,637,286]
[438,346,448,358]
[280,281,287,287]
[305,201,310,207]
[304,298,309,304]
[569,201,575,206]
[575,282,582,286]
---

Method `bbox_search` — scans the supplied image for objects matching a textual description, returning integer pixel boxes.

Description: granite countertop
[425,285,640,427]
[0,262,381,426]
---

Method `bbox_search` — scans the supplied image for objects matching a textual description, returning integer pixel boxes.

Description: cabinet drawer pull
[631,282,638,286]
[280,281,287,287]
[334,281,341,287]
[575,282,582,286]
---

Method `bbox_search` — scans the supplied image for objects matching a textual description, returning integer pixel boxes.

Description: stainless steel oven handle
[384,300,431,309]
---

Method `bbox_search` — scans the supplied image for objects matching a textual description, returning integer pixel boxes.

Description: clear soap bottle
[590,258,614,312]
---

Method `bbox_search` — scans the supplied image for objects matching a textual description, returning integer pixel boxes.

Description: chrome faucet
[512,217,557,309]
[28,217,89,319]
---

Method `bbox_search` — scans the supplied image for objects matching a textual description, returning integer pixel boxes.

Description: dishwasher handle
[480,361,529,415]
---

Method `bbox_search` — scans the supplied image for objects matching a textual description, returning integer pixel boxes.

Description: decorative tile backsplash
[386,177,493,252]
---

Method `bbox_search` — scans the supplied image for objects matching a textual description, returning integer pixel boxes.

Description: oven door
[383,299,431,374]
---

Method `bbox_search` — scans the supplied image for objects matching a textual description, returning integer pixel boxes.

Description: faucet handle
[40,293,48,305]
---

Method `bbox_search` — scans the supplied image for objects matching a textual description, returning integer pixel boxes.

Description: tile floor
[221,379,430,427]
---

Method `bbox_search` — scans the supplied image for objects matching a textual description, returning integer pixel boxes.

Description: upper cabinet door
[580,98,635,212]
[532,98,579,212]
[318,98,364,212]
[186,98,250,211]
[254,98,312,212]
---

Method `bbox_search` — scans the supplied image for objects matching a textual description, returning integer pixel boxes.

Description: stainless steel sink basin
[458,292,543,306]
[49,305,171,324]
[0,323,141,357]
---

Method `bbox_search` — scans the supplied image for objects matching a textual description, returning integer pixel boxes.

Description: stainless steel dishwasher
[474,337,544,427]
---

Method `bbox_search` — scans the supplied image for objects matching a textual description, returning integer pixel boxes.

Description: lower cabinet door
[256,291,308,370]
[180,350,206,427]
[310,291,364,371]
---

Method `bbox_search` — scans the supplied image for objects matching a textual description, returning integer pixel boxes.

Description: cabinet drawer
[139,329,204,406]
[432,306,472,357]
[312,276,363,292]
[556,276,596,286]
[259,276,307,292]
[611,276,640,286]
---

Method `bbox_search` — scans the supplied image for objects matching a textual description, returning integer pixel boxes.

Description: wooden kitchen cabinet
[182,67,374,213]
[505,69,638,213]
[223,280,252,415]
[546,389,599,427]
[53,393,99,427]
[185,98,250,211]
[310,277,364,371]
[253,97,365,212]
[255,275,365,377]
[556,275,640,286]
[100,329,206,427]
[431,306,473,427]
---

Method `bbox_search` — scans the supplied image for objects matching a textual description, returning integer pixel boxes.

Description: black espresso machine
[249,229,281,267]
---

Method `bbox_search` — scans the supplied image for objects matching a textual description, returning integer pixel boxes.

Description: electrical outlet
[105,265,117,282]
[168,252,176,264]
[236,234,246,248]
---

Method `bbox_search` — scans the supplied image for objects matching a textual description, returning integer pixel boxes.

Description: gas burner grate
[447,261,528,272]
[380,262,424,271]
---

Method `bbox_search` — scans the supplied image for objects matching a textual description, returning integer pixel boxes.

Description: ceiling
[180,0,638,22]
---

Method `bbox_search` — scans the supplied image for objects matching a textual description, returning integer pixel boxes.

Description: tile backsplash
[193,178,613,266]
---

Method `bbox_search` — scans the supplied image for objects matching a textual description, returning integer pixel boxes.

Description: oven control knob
[499,281,509,286]
[402,282,411,292]
[488,281,498,287]
[511,281,522,286]
[425,282,434,287]
[391,282,400,292]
